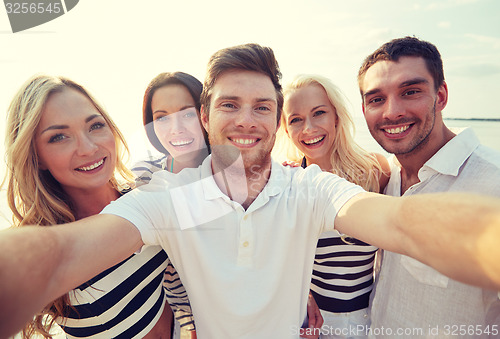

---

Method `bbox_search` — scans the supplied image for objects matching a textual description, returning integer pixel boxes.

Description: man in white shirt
[1,43,500,339]
[358,36,500,338]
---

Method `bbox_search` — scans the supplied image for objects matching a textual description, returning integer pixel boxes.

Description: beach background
[0,1,499,337]
[1,0,500,231]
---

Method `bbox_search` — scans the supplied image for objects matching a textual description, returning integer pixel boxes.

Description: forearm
[336,192,500,290]
[0,214,143,338]
[395,192,500,289]
[0,226,63,338]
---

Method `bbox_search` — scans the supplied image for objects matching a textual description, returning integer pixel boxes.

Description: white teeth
[232,138,257,145]
[78,159,104,171]
[303,136,324,145]
[171,139,194,146]
[385,125,410,134]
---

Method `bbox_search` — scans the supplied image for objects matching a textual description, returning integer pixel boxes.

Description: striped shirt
[57,245,169,338]
[301,158,377,313]
[131,155,195,330]
[131,155,167,184]
[310,234,377,312]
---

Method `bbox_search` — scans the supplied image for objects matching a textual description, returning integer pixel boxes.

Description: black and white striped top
[57,245,169,338]
[300,158,377,313]
[131,155,167,184]
[131,155,195,330]
[310,234,377,313]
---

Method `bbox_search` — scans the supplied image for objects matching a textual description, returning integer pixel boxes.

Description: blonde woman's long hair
[275,74,382,192]
[4,74,134,338]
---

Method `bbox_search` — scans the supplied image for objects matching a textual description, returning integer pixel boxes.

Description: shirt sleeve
[305,166,366,233]
[101,187,168,246]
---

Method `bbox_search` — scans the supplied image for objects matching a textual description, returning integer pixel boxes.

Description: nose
[383,96,405,120]
[234,106,256,129]
[302,117,316,134]
[168,114,186,135]
[76,134,98,156]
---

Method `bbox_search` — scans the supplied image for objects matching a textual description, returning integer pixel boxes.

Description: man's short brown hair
[358,36,445,93]
[200,43,283,123]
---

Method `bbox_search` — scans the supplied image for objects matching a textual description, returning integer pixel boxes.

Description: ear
[200,105,209,132]
[435,81,448,113]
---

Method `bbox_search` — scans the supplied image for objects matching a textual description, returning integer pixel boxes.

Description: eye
[289,117,302,125]
[222,103,236,109]
[313,110,326,117]
[90,122,106,131]
[368,97,384,105]
[403,89,420,96]
[153,114,169,122]
[48,133,66,143]
[183,110,197,118]
[256,106,270,112]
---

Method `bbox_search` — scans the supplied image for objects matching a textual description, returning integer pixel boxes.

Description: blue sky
[0,0,499,227]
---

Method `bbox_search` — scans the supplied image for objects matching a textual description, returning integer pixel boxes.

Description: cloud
[425,0,479,10]
[451,63,500,77]
[465,33,500,49]
[438,21,452,29]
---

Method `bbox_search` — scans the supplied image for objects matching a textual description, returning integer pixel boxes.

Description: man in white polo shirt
[1,43,500,339]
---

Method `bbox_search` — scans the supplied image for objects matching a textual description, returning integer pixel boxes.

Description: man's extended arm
[0,214,142,339]
[335,192,500,290]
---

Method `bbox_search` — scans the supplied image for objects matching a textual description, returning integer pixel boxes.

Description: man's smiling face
[201,69,279,172]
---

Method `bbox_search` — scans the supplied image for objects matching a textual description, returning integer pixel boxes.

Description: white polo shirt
[102,156,364,338]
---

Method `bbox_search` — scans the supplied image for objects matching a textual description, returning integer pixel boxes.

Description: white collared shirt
[103,156,364,338]
[371,128,500,338]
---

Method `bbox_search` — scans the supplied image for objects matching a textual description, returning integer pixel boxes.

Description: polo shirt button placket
[237,213,253,267]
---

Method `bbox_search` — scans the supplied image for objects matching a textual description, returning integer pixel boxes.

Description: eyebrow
[40,114,101,135]
[399,78,428,88]
[216,96,276,103]
[152,105,195,115]
[311,105,327,112]
[362,77,429,99]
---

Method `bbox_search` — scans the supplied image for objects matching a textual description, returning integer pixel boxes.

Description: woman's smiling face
[35,88,116,193]
[284,84,338,164]
[151,85,207,162]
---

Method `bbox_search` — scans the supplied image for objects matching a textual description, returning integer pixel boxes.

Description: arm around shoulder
[335,191,500,290]
[0,214,142,339]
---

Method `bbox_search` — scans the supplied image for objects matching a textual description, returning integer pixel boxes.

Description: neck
[65,183,120,220]
[397,124,456,193]
[211,156,272,210]
[304,155,331,172]
[170,148,209,174]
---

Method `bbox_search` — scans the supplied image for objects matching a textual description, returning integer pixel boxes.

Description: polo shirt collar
[419,128,479,179]
[200,155,289,202]
[262,159,290,197]
[200,155,227,201]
